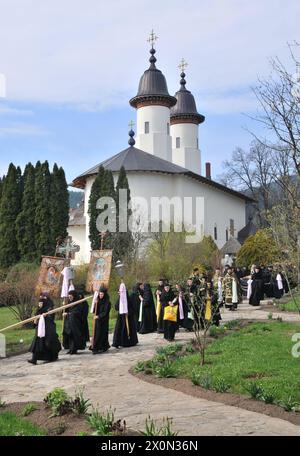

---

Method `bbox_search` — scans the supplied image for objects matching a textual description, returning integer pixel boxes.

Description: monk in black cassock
[160,283,178,342]
[130,282,143,332]
[28,296,61,365]
[138,283,158,334]
[249,266,264,306]
[112,282,138,348]
[63,290,89,354]
[174,283,192,330]
[91,287,111,354]
[155,279,165,334]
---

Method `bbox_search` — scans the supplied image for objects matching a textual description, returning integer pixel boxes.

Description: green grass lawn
[277,294,300,313]
[169,321,300,404]
[0,411,45,436]
[0,304,116,356]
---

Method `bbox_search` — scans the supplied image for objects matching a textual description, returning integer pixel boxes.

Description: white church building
[68,40,252,264]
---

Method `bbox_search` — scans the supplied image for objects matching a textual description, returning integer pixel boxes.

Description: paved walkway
[1,304,300,436]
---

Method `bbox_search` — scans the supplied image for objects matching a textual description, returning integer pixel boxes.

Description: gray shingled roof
[71,146,253,203]
[238,220,258,244]
[220,237,242,255]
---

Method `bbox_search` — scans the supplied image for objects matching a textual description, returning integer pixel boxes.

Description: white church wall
[173,175,246,248]
[135,105,172,161]
[71,171,246,263]
[171,123,201,175]
[67,225,87,265]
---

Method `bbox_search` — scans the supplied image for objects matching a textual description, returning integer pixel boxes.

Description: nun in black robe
[91,287,111,354]
[28,297,61,365]
[174,284,191,330]
[112,283,138,348]
[155,280,165,334]
[63,290,89,354]
[160,285,178,342]
[139,283,157,334]
[130,283,143,332]
[249,267,264,306]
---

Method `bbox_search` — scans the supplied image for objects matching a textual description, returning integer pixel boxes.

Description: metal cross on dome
[128,120,135,130]
[147,29,158,48]
[179,58,188,73]
[56,236,80,260]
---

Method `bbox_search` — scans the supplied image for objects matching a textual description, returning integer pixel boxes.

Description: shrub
[44,388,72,417]
[134,361,145,373]
[261,389,277,404]
[193,373,213,390]
[21,403,38,417]
[225,320,241,329]
[156,343,183,358]
[245,382,264,399]
[141,416,178,436]
[0,398,6,408]
[72,387,91,415]
[155,359,178,378]
[280,396,299,412]
[87,407,115,436]
[0,267,39,322]
[268,313,273,320]
[214,378,231,393]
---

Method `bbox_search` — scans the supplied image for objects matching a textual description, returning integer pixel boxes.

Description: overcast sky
[0,0,299,183]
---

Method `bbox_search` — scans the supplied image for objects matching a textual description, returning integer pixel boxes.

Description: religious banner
[86,250,113,292]
[36,256,70,299]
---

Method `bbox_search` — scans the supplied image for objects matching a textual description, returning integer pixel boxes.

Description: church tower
[129,31,176,162]
[170,60,205,174]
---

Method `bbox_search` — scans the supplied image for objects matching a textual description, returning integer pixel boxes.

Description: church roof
[220,237,242,255]
[71,143,254,203]
[129,47,176,109]
[237,219,258,244]
[170,70,205,125]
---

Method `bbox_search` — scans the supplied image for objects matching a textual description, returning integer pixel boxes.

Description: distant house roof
[68,204,85,226]
[220,237,242,255]
[238,220,258,244]
[71,146,254,203]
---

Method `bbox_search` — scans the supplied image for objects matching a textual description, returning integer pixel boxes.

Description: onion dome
[129,46,176,109]
[170,68,205,125]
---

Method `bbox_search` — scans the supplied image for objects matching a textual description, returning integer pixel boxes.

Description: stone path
[1,304,300,436]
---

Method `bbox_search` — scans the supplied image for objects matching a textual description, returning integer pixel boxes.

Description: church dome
[129,47,176,109]
[170,70,205,125]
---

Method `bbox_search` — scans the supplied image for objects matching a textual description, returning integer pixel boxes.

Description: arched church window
[214,224,217,241]
[226,228,229,242]
[144,122,149,134]
[176,137,180,148]
[167,123,170,135]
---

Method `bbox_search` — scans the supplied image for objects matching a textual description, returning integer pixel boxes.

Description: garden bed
[131,320,300,427]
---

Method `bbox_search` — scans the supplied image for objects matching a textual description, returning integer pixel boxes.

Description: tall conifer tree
[16,163,37,262]
[50,164,69,247]
[35,161,52,258]
[0,164,21,267]
[114,166,133,260]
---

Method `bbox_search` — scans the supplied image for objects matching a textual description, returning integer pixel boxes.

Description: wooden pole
[91,296,99,350]
[0,295,94,333]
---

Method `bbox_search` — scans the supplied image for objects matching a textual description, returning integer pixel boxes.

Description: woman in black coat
[249,267,264,306]
[160,284,178,342]
[28,296,61,365]
[91,287,111,354]
[63,290,89,354]
[112,284,138,348]
[138,283,157,334]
